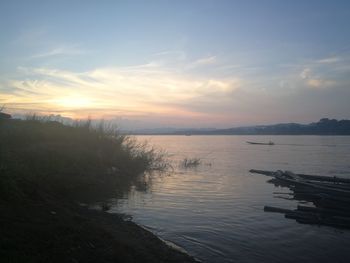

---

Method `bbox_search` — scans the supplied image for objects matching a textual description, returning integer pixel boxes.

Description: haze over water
[112,135,350,263]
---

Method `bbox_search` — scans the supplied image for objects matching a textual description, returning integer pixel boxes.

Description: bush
[0,116,165,202]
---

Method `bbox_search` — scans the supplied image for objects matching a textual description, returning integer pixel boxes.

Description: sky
[1,0,350,130]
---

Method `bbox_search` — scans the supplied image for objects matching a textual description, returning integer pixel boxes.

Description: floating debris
[250,169,350,229]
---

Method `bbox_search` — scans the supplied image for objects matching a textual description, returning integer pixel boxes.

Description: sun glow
[53,96,93,108]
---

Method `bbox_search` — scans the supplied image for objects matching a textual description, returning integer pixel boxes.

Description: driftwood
[252,169,350,229]
[297,205,350,217]
[250,169,350,184]
[274,174,350,197]
[264,206,292,213]
[264,205,350,229]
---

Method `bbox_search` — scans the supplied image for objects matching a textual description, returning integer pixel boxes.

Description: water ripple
[114,135,350,263]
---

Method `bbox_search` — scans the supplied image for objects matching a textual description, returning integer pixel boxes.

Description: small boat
[246,141,274,145]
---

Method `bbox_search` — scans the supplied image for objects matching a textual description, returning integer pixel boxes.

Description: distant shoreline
[128,118,350,136]
[131,133,350,136]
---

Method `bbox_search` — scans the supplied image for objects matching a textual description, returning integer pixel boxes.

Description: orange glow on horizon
[52,96,93,109]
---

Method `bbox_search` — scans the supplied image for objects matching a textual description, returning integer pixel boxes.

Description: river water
[110,136,350,263]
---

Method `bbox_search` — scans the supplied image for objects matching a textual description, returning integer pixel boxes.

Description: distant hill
[207,118,350,135]
[135,118,350,135]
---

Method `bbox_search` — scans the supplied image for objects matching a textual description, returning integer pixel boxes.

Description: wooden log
[315,199,350,212]
[293,193,322,202]
[297,205,319,213]
[264,205,350,228]
[298,173,350,184]
[274,196,294,200]
[285,211,320,223]
[322,219,350,229]
[297,205,350,218]
[318,193,350,203]
[259,169,350,229]
[293,188,320,194]
[275,174,350,197]
[249,169,350,184]
[296,218,318,224]
[308,181,350,191]
[287,207,350,228]
[331,215,350,224]
[249,169,275,176]
[264,206,292,214]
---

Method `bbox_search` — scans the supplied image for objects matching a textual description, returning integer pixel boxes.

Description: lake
[110,136,350,263]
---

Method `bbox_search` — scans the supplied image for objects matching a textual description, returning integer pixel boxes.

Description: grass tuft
[0,115,165,202]
[181,157,201,168]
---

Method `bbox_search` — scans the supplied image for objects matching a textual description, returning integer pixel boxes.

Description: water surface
[111,136,350,263]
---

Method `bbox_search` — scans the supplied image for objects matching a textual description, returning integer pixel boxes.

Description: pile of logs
[250,169,350,229]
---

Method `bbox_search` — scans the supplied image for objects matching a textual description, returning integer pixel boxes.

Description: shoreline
[0,197,198,263]
[134,223,200,261]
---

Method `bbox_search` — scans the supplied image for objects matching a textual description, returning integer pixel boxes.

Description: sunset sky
[1,0,350,129]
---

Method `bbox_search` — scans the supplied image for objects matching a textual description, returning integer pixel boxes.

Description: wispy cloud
[295,53,350,89]
[152,50,187,60]
[306,79,335,89]
[2,50,350,126]
[185,55,217,70]
[31,45,87,58]
[1,62,241,118]
[299,67,335,89]
[149,52,217,72]
[300,68,311,79]
[316,56,340,64]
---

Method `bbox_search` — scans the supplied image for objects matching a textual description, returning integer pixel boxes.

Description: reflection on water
[110,136,350,263]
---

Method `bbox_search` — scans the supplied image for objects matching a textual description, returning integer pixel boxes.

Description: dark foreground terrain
[0,116,197,263]
[0,197,196,263]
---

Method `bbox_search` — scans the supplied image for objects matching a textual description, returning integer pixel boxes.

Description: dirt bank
[0,197,198,263]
